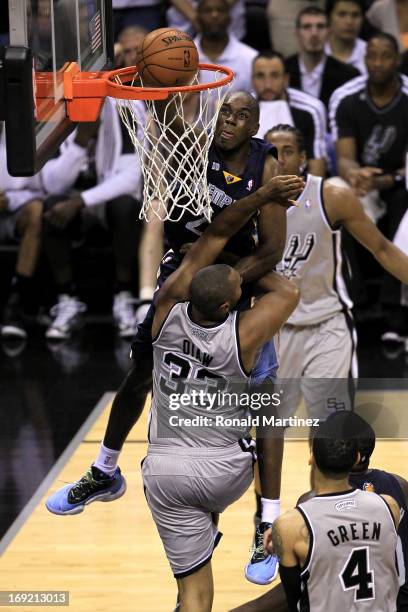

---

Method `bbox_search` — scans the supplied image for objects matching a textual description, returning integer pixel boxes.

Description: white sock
[261,498,281,524]
[93,444,121,477]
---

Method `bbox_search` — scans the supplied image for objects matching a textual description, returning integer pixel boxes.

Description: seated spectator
[167,0,246,40]
[326,0,367,74]
[366,0,408,52]
[194,0,257,91]
[40,98,146,340]
[114,25,147,68]
[285,6,360,108]
[267,0,325,58]
[0,126,44,341]
[252,51,327,176]
[329,32,408,344]
[112,0,163,38]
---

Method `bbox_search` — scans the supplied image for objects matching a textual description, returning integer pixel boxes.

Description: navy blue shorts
[131,250,278,382]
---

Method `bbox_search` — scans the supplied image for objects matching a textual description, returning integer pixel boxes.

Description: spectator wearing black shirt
[252,51,327,177]
[329,32,408,343]
[285,6,360,108]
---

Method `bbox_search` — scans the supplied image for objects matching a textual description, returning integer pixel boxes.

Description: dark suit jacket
[285,54,360,108]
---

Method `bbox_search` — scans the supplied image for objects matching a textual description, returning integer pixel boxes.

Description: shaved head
[225,90,260,124]
[190,264,241,320]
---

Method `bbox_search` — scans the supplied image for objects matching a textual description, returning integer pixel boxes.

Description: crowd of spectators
[1,0,408,354]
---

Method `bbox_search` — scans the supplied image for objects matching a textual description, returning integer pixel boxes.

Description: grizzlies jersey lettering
[164,138,276,257]
[349,469,408,604]
[277,174,353,325]
[149,302,251,452]
[298,489,399,611]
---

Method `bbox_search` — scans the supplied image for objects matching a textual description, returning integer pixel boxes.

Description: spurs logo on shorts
[281,233,316,278]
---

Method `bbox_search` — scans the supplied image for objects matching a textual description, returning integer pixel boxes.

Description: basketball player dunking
[270,411,401,611]
[140,167,300,611]
[46,95,303,550]
[232,413,408,612]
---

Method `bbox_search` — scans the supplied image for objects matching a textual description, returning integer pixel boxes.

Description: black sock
[11,274,32,305]
[255,491,262,519]
[56,282,75,296]
[115,281,133,294]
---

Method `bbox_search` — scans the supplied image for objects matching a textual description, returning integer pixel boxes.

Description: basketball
[136,28,199,87]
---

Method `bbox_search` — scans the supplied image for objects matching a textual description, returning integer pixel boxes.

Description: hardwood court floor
[1,395,407,612]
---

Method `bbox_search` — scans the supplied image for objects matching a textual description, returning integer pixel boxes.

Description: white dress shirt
[194,35,258,92]
[299,56,326,99]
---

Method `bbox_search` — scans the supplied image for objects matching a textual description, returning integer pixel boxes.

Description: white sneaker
[113,291,136,338]
[46,295,87,340]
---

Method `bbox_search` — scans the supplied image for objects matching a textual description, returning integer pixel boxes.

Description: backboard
[0,0,113,176]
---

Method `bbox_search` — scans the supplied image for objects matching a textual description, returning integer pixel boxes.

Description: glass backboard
[0,0,113,176]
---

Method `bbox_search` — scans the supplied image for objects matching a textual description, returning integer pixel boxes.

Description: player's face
[214,95,259,150]
[265,131,306,176]
[365,38,399,85]
[252,57,288,102]
[330,2,363,43]
[297,15,329,54]
[198,0,230,39]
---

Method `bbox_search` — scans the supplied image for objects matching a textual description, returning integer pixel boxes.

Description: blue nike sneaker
[245,522,279,585]
[46,465,126,515]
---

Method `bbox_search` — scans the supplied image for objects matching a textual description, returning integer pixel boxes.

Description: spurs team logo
[280,233,316,278]
[363,125,397,166]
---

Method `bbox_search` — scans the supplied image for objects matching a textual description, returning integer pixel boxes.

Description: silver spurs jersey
[149,302,251,452]
[277,174,353,326]
[297,489,400,611]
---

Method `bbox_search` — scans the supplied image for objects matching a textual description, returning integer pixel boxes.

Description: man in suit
[285,6,359,108]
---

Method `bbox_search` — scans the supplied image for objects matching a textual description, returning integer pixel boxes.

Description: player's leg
[176,563,214,612]
[1,199,43,339]
[45,252,180,515]
[135,214,163,323]
[245,330,302,585]
[301,311,356,421]
[229,582,288,612]
[105,195,141,338]
[42,196,86,340]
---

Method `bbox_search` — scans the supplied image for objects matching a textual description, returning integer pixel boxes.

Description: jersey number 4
[339,547,375,602]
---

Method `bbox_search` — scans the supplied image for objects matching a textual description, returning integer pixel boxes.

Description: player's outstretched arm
[324,183,408,284]
[238,272,300,372]
[235,156,304,283]
[154,176,302,314]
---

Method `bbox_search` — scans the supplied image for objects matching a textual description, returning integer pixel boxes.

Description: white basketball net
[114,69,232,222]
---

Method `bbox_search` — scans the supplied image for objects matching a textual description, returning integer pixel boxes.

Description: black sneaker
[1,294,27,339]
[46,465,127,515]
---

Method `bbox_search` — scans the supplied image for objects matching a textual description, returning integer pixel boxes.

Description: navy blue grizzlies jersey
[164,138,277,258]
[349,469,408,609]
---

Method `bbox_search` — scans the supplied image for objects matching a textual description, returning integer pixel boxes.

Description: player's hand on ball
[260,175,305,207]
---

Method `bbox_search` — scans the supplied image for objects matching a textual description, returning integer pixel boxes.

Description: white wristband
[139,286,155,301]
[261,498,281,524]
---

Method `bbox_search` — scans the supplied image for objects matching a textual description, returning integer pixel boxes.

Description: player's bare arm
[237,271,299,371]
[151,187,286,337]
[234,156,303,282]
[324,182,408,284]
[266,511,306,611]
[381,494,401,528]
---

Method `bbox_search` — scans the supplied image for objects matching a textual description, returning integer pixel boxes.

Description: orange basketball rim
[34,62,234,122]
